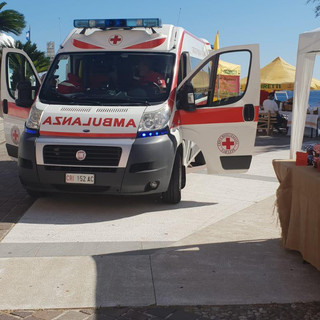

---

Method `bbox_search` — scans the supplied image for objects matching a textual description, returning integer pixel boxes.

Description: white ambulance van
[0,18,260,203]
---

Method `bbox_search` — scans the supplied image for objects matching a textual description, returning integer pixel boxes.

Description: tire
[181,164,186,189]
[162,152,182,204]
[194,151,206,165]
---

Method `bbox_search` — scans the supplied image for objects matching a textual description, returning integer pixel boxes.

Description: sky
[5,0,320,78]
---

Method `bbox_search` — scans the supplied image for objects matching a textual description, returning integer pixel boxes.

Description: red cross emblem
[222,137,235,150]
[217,133,239,154]
[11,126,20,145]
[109,35,122,45]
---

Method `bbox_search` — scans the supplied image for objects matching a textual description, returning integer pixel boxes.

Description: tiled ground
[0,132,319,319]
[1,303,320,320]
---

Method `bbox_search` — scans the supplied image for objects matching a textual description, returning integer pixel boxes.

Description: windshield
[39,52,175,106]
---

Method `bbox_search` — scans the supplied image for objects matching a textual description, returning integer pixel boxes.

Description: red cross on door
[222,137,235,150]
[217,133,239,154]
[11,126,20,145]
[109,35,122,45]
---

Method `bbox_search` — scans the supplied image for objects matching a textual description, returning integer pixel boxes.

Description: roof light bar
[74,18,162,29]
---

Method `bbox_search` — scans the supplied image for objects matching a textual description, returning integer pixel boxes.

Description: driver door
[1,48,40,158]
[178,44,260,174]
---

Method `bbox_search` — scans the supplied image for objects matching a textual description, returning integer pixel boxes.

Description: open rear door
[1,48,40,158]
[178,44,260,174]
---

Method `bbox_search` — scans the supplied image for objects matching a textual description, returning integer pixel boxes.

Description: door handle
[2,99,8,114]
[243,104,255,121]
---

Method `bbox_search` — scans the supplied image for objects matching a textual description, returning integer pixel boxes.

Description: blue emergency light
[25,127,38,135]
[74,18,162,29]
[137,128,168,138]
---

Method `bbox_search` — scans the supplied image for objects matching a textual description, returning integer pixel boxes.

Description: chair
[257,112,279,135]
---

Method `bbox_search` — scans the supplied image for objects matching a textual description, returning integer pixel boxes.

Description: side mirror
[177,82,196,112]
[15,80,34,108]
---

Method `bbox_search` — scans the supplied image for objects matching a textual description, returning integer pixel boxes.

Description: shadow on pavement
[1,193,217,225]
[0,159,34,237]
[254,134,320,155]
[92,238,320,312]
[0,134,319,228]
[0,136,320,317]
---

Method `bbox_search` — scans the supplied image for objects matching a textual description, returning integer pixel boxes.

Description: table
[279,111,319,137]
[273,160,320,271]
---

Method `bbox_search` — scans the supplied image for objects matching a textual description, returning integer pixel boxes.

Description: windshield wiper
[113,97,151,105]
[71,98,103,105]
[43,91,151,106]
[43,92,103,105]
[130,99,151,106]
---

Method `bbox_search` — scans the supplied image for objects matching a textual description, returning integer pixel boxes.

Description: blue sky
[6,0,320,77]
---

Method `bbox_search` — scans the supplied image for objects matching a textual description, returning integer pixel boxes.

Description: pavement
[0,118,320,319]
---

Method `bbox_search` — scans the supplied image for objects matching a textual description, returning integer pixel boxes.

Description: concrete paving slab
[151,196,320,305]
[1,143,318,310]
[1,149,289,250]
[1,193,318,310]
[0,255,154,310]
[0,241,174,258]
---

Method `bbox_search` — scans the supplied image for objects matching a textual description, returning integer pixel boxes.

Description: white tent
[0,33,14,46]
[290,28,320,158]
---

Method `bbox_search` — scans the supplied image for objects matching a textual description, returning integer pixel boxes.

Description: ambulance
[0,18,260,203]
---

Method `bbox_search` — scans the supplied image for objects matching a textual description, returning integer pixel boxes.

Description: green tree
[0,2,25,35]
[15,40,50,73]
[307,0,320,16]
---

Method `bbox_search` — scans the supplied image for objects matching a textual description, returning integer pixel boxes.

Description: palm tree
[15,40,50,73]
[307,0,320,16]
[0,2,25,35]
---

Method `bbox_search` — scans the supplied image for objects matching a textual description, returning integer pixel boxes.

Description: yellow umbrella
[240,56,320,92]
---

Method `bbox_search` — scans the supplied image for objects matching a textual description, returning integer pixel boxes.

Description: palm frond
[0,2,25,36]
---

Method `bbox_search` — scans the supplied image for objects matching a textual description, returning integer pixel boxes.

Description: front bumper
[18,132,176,195]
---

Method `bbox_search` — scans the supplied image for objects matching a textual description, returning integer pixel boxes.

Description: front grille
[43,145,122,166]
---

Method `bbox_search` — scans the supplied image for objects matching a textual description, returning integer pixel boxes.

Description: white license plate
[65,173,95,184]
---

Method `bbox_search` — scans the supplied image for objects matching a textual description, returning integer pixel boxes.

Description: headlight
[138,105,171,131]
[25,104,44,130]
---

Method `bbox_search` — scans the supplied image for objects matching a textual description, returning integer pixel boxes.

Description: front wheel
[162,153,182,204]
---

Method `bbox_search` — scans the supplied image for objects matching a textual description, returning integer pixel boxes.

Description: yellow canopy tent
[192,60,241,98]
[216,60,241,99]
[218,60,241,76]
[241,56,320,92]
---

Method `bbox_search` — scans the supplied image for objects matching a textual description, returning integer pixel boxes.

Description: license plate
[65,173,95,184]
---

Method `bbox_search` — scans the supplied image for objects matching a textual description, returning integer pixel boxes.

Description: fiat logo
[76,150,86,161]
